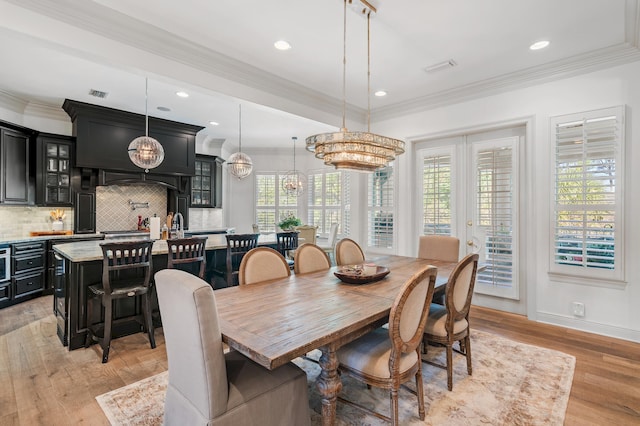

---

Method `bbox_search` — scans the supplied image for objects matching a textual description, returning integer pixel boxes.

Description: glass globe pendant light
[227,104,253,179]
[282,136,306,196]
[128,77,164,173]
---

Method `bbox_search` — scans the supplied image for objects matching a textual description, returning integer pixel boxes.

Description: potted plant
[278,214,302,231]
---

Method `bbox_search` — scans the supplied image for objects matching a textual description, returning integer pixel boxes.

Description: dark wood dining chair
[276,231,298,269]
[337,265,438,424]
[85,240,156,363]
[166,236,207,279]
[224,233,259,286]
[422,253,479,391]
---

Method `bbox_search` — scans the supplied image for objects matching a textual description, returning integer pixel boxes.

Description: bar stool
[276,231,298,269]
[85,240,156,363]
[224,233,259,286]
[166,236,208,279]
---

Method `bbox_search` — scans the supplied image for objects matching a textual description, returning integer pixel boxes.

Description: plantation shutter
[367,164,394,250]
[422,154,452,235]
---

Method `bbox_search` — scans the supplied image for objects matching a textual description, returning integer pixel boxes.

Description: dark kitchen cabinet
[191,154,223,208]
[168,191,190,230]
[0,241,46,309]
[36,133,74,206]
[74,191,96,234]
[1,126,33,205]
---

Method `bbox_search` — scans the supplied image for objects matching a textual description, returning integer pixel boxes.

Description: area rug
[97,329,575,425]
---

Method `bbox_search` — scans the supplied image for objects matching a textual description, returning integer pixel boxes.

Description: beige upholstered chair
[294,225,317,245]
[422,253,479,391]
[337,265,438,425]
[293,243,331,274]
[417,235,460,262]
[238,247,291,286]
[317,223,339,262]
[335,238,365,266]
[155,269,310,426]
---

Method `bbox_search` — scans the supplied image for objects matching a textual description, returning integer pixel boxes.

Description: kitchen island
[53,234,278,349]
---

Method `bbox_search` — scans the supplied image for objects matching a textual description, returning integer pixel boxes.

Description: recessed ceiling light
[176,91,189,98]
[209,121,219,126]
[274,40,292,50]
[157,106,171,112]
[529,40,550,50]
[374,90,387,97]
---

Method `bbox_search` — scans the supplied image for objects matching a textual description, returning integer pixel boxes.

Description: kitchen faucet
[172,212,185,238]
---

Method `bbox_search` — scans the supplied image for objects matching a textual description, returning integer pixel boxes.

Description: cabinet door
[213,156,224,208]
[1,129,30,204]
[44,141,73,205]
[74,191,96,233]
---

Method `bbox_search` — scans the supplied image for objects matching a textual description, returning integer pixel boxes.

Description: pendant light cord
[367,10,371,133]
[342,0,347,130]
[238,104,242,153]
[145,77,149,137]
[292,137,297,171]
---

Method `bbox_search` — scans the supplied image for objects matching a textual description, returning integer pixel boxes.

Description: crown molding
[0,90,29,114]
[5,0,640,125]
[23,100,69,121]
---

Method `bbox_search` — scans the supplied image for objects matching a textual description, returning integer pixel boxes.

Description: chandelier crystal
[227,104,253,179]
[128,78,164,173]
[306,0,404,171]
[282,137,306,196]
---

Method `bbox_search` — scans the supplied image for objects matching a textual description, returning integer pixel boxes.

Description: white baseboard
[536,311,640,343]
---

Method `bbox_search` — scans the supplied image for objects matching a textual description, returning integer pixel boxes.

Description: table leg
[316,345,342,426]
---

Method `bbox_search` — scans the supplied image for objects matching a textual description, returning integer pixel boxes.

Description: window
[551,106,624,282]
[255,172,299,232]
[420,151,452,235]
[367,164,394,250]
[307,170,350,236]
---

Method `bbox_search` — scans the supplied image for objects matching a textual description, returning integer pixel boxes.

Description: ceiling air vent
[424,59,457,73]
[88,89,109,98]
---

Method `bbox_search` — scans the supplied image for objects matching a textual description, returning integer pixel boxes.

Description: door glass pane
[48,158,58,172]
[201,191,211,205]
[47,173,58,186]
[59,174,70,186]
[58,188,70,202]
[47,143,58,157]
[59,159,69,172]
[58,145,69,158]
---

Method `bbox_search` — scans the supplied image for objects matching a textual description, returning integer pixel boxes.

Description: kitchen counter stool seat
[85,240,156,363]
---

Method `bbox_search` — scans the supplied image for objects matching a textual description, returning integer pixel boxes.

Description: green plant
[278,214,302,230]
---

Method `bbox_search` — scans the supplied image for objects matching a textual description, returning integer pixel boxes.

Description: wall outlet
[571,302,585,317]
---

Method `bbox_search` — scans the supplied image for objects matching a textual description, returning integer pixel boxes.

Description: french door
[418,132,522,305]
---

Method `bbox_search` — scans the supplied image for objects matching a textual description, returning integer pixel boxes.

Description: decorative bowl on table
[334,264,390,284]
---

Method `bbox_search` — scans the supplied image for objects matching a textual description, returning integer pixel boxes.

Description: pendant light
[227,104,253,179]
[282,136,306,196]
[128,77,164,173]
[305,0,404,171]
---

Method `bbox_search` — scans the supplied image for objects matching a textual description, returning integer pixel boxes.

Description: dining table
[213,254,458,426]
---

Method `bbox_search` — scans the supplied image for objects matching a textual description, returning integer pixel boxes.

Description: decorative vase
[52,220,63,231]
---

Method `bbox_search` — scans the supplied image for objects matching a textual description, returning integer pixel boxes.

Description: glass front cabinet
[37,134,74,206]
[191,154,223,208]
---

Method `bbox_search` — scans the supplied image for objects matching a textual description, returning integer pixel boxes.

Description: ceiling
[0,0,638,149]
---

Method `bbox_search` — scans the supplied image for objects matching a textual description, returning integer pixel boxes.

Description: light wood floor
[0,296,638,425]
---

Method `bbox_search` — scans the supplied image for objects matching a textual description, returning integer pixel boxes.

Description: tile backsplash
[189,207,223,231]
[0,206,75,239]
[96,184,167,232]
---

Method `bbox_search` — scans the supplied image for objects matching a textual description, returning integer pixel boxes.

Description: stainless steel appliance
[0,244,10,283]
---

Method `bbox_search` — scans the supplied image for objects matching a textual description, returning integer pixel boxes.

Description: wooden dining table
[214,254,457,426]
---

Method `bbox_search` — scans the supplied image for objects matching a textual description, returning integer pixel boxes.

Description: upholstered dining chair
[294,225,318,245]
[276,231,298,269]
[85,240,155,363]
[336,265,438,425]
[166,236,208,279]
[417,235,460,262]
[252,224,260,233]
[293,243,331,274]
[335,238,365,266]
[238,247,291,286]
[221,233,259,287]
[422,253,479,391]
[155,269,310,426]
[317,223,339,263]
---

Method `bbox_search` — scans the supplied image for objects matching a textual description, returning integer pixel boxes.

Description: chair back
[276,231,299,258]
[417,235,460,262]
[99,240,153,295]
[294,243,331,274]
[239,247,291,285]
[167,237,207,279]
[388,265,437,362]
[225,233,259,285]
[294,225,317,245]
[326,223,339,247]
[155,269,228,420]
[335,238,365,266]
[445,253,479,326]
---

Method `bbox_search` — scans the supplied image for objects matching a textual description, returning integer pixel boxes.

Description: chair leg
[446,343,453,391]
[464,335,472,375]
[415,356,426,420]
[390,388,399,426]
[102,299,113,363]
[85,295,94,348]
[142,293,156,349]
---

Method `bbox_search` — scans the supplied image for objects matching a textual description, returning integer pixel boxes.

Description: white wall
[371,61,640,342]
